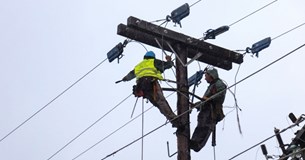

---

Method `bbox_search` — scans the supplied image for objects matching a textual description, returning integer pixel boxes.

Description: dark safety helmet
[205,68,219,79]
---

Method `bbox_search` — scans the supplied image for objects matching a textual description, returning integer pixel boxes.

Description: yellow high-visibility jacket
[134,59,163,80]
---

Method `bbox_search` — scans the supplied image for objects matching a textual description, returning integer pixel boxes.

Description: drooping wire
[47,93,133,160]
[0,58,108,143]
[141,98,144,160]
[231,62,244,135]
[229,0,278,27]
[128,40,149,52]
[222,78,243,135]
[99,43,305,160]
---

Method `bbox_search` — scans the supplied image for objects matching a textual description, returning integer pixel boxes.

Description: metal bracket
[154,38,203,67]
[165,41,202,67]
[154,38,170,57]
[167,141,177,157]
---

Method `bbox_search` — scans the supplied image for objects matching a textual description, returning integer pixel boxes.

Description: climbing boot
[190,140,201,152]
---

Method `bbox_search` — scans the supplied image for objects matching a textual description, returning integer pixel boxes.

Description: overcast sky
[0,0,305,160]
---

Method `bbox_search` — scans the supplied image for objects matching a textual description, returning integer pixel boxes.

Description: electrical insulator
[289,112,298,123]
[107,43,124,63]
[261,144,268,156]
[170,3,190,27]
[188,70,205,87]
[107,40,128,63]
[249,37,271,57]
[204,26,230,40]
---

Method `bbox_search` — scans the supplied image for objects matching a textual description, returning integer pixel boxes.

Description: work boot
[189,140,201,152]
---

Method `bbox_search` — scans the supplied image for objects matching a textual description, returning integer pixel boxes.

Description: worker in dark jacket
[190,68,226,152]
[121,51,180,128]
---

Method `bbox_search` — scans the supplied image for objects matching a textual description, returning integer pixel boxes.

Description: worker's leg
[139,78,178,127]
[151,82,177,121]
[190,106,215,152]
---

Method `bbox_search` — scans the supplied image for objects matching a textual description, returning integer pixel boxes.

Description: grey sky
[0,0,305,160]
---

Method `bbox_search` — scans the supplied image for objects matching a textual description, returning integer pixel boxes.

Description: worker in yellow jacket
[121,51,180,128]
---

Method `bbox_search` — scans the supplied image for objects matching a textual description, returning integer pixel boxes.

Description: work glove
[165,55,172,61]
[122,76,128,81]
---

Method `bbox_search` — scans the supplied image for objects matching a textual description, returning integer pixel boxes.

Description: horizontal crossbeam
[117,16,244,70]
[117,24,232,70]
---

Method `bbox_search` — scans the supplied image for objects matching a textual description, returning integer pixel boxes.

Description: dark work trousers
[138,77,177,122]
[190,103,216,152]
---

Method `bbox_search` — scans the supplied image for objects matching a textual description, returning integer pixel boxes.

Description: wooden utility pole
[175,43,190,160]
[117,16,243,160]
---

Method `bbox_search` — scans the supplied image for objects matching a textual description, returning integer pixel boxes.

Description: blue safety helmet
[144,51,155,58]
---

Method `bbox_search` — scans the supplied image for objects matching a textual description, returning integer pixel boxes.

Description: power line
[0,58,108,143]
[47,93,133,160]
[72,105,155,160]
[228,120,304,160]
[190,0,202,8]
[72,92,176,160]
[99,44,305,160]
[100,122,167,160]
[272,22,305,41]
[229,0,278,27]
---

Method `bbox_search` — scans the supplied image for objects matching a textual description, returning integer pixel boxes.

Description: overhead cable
[228,118,305,160]
[189,0,202,8]
[72,91,176,160]
[73,105,155,160]
[0,58,108,143]
[272,22,305,41]
[229,0,278,27]
[47,93,133,160]
[202,0,279,40]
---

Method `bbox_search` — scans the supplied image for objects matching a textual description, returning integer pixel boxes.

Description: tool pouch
[133,77,154,98]
[133,85,144,97]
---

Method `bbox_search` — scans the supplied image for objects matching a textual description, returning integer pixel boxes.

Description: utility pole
[175,43,190,160]
[117,16,243,160]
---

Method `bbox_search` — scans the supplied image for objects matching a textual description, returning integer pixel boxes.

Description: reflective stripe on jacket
[134,59,163,80]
